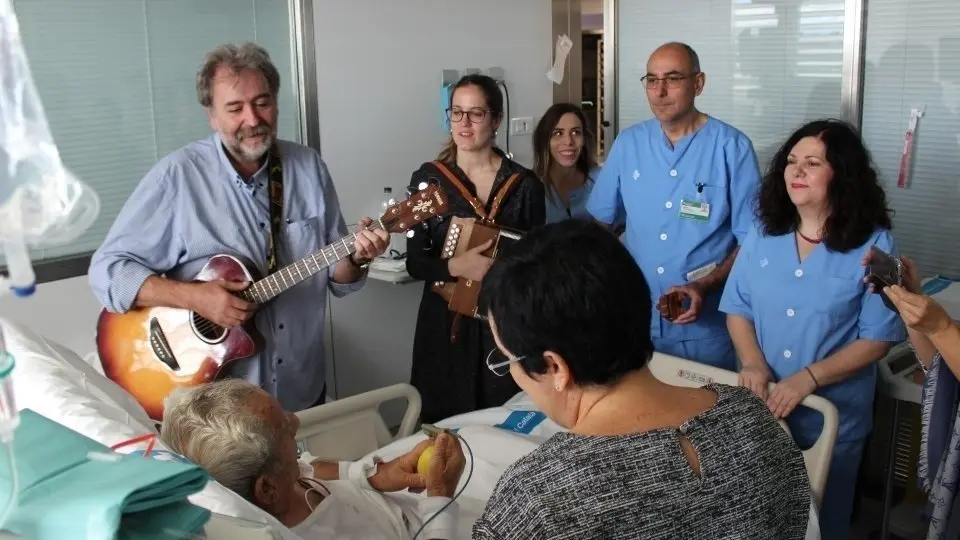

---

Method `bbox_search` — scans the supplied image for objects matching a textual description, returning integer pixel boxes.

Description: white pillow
[0,318,295,534]
[2,317,156,443]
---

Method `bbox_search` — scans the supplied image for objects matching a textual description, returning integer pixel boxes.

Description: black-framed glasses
[641,73,697,89]
[486,348,524,376]
[446,108,490,123]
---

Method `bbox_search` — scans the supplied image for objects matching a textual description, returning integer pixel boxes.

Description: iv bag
[0,0,99,248]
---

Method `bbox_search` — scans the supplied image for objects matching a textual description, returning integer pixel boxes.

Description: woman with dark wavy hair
[719,119,905,540]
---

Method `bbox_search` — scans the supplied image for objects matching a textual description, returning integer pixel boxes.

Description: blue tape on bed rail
[494,411,546,434]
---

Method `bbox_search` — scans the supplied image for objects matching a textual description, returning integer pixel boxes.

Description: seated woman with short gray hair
[159,379,465,539]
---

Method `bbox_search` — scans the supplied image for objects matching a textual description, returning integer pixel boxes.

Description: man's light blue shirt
[89,133,364,411]
[719,223,906,442]
[586,116,761,366]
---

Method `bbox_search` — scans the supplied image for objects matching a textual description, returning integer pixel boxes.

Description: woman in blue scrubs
[718,119,905,540]
[532,103,601,223]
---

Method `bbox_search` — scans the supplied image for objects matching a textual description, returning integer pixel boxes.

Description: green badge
[679,199,710,222]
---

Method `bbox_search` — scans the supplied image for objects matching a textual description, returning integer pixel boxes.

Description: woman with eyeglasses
[466,219,813,539]
[405,74,545,424]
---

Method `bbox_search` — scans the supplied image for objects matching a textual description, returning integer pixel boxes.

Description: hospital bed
[292,351,840,508]
[3,317,835,538]
[648,353,839,507]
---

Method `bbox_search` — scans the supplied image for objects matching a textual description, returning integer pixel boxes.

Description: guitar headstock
[380,183,449,233]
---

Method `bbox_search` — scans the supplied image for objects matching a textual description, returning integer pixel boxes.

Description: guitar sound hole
[190,312,227,344]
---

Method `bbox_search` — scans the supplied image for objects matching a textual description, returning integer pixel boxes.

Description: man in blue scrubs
[586,42,761,370]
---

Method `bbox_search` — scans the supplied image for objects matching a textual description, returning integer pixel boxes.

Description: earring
[554,384,562,392]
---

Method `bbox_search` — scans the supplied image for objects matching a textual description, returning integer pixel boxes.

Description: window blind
[616,0,847,167]
[860,0,960,277]
[8,0,299,264]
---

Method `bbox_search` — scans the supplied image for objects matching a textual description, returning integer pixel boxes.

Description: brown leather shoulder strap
[431,161,525,223]
[487,172,523,222]
[431,160,486,219]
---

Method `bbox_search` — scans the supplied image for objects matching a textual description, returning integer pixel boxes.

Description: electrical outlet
[510,116,534,135]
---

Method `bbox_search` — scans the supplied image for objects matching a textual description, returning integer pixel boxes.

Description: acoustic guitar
[97,185,447,420]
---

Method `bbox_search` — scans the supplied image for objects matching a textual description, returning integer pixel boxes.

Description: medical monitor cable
[497,81,512,159]
[410,434,474,540]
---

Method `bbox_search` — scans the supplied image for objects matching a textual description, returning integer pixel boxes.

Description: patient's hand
[368,440,432,493]
[425,432,466,498]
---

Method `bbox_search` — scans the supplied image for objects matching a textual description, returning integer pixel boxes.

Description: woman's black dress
[405,154,546,423]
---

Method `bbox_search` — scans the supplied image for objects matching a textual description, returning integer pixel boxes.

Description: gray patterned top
[472,383,810,539]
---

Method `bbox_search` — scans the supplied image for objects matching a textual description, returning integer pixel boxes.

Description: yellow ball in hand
[417,444,435,476]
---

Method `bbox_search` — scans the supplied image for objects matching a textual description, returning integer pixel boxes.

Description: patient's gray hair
[160,379,277,501]
[196,42,281,108]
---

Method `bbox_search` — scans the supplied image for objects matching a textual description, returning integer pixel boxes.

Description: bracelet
[804,366,820,389]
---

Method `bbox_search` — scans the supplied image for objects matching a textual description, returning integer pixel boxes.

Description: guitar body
[96,254,261,421]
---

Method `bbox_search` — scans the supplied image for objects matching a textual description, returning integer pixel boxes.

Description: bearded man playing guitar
[88,43,390,418]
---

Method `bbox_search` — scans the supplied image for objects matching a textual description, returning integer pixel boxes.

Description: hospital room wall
[312,0,553,421]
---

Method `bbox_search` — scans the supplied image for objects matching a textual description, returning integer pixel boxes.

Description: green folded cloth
[0,409,211,540]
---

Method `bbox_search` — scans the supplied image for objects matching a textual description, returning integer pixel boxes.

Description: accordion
[432,216,523,318]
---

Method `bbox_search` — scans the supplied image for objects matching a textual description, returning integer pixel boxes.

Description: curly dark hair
[757,119,892,252]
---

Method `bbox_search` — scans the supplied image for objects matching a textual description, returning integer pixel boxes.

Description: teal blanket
[0,409,210,539]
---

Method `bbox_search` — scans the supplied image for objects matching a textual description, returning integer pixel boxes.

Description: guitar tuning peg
[418,181,428,191]
[406,230,415,238]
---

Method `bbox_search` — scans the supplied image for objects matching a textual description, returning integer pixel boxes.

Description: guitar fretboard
[239,228,367,304]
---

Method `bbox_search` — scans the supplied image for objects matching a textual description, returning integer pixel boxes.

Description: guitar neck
[240,225,375,304]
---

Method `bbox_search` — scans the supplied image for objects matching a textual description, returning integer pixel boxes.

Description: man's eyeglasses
[641,73,696,89]
[446,108,490,123]
[486,348,524,376]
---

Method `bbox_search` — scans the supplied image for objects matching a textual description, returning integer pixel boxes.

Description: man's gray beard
[230,133,274,162]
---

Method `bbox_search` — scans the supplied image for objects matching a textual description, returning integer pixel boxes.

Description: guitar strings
[191,218,395,336]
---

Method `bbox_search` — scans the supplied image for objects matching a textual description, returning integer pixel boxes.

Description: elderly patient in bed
[159,380,467,540]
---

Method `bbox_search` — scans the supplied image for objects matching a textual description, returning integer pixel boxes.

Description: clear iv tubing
[0,326,18,533]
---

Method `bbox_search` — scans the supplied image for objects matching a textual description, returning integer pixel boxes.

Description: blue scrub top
[719,224,906,442]
[545,167,600,223]
[586,116,761,344]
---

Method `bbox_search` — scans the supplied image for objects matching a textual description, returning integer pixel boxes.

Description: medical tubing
[0,440,16,532]
[411,435,474,540]
[497,81,511,157]
[2,233,35,296]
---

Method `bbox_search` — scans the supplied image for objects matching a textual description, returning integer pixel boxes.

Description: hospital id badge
[679,199,710,222]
